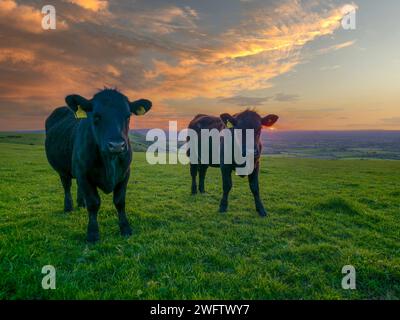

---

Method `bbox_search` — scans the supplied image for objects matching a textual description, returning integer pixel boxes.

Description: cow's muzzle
[107,141,126,154]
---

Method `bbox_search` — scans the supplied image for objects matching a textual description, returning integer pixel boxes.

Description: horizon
[0,0,399,131]
[2,129,400,134]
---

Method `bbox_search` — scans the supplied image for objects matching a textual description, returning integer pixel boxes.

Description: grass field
[0,136,399,299]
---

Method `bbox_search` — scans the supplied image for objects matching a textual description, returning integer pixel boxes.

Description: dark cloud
[381,117,400,125]
[274,93,300,102]
[319,108,343,112]
[219,93,302,106]
[218,95,270,106]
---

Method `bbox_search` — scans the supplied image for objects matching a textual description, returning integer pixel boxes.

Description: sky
[0,0,399,131]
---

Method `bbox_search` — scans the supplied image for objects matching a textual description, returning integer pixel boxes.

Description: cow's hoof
[219,206,227,213]
[120,225,133,237]
[191,190,197,195]
[199,189,206,194]
[258,209,268,217]
[87,232,100,243]
[77,201,86,209]
[64,206,73,213]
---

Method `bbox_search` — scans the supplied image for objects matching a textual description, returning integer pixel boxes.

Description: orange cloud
[0,0,43,33]
[105,64,121,77]
[318,40,356,54]
[0,0,68,33]
[66,0,108,12]
[0,48,35,63]
[140,2,352,102]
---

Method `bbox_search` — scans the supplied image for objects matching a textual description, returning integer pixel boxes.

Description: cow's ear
[130,99,152,116]
[261,114,279,127]
[220,113,237,128]
[65,95,93,112]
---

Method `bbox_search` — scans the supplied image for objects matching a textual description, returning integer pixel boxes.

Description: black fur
[187,110,278,217]
[45,89,152,242]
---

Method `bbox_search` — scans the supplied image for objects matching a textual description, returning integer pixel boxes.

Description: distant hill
[129,131,152,152]
[262,130,400,160]
[0,132,45,146]
[1,130,400,160]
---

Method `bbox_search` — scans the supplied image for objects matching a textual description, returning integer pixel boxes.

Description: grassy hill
[0,132,45,146]
[0,135,399,299]
[0,132,151,152]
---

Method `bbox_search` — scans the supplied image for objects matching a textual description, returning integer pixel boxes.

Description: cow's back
[187,114,224,166]
[45,107,78,176]
[188,114,224,133]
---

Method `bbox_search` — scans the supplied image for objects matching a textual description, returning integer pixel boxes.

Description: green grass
[0,131,150,152]
[0,139,399,299]
[0,132,45,146]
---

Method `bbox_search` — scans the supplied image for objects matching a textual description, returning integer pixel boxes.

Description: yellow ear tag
[75,105,87,119]
[226,120,234,129]
[136,106,146,115]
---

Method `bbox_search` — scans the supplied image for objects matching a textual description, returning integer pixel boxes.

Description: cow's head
[65,89,152,155]
[220,110,278,159]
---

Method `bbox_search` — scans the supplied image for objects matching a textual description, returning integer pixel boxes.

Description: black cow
[187,110,278,216]
[45,88,152,242]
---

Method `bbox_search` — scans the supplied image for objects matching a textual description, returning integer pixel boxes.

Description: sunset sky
[0,0,399,130]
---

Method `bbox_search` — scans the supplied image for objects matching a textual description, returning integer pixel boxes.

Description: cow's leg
[77,183,85,208]
[248,168,267,217]
[60,175,73,212]
[113,172,132,237]
[219,166,232,213]
[198,164,208,193]
[78,178,101,243]
[190,163,198,194]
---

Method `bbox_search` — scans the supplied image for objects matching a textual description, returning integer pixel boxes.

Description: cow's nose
[108,141,126,153]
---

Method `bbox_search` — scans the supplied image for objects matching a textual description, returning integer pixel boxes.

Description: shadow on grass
[314,197,360,216]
